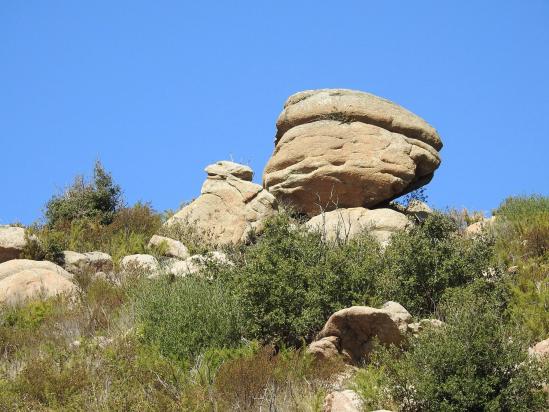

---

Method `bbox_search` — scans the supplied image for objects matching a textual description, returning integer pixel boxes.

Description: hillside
[0,90,547,411]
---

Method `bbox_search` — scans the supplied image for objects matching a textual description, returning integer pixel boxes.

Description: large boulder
[308,303,411,364]
[148,235,189,260]
[0,226,30,263]
[0,259,73,281]
[166,161,277,245]
[305,207,410,244]
[0,260,75,305]
[264,89,442,216]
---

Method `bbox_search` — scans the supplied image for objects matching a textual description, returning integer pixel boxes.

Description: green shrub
[134,276,243,361]
[376,281,548,412]
[378,212,494,315]
[493,195,549,341]
[234,213,383,346]
[45,160,123,227]
[20,226,66,265]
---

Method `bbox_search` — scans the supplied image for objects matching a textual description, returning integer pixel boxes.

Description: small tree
[45,161,123,227]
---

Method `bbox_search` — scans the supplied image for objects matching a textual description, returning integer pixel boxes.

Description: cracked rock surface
[264,89,442,216]
[166,161,277,245]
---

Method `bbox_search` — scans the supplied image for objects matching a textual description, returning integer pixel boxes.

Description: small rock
[205,160,253,181]
[0,226,34,263]
[408,319,445,335]
[406,200,433,222]
[83,251,113,273]
[121,254,159,275]
[528,338,549,359]
[323,389,363,412]
[148,235,190,259]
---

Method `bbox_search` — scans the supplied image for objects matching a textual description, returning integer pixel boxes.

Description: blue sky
[1,1,548,224]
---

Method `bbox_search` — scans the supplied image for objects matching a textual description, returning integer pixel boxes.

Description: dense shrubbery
[230,212,493,345]
[492,195,549,340]
[45,161,123,227]
[357,281,548,411]
[231,213,383,346]
[135,276,243,361]
[378,212,494,315]
[3,185,548,410]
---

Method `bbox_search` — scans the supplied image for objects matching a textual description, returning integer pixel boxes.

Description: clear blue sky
[2,1,548,224]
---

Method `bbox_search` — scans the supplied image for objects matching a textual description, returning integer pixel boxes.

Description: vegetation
[355,281,548,411]
[2,164,547,411]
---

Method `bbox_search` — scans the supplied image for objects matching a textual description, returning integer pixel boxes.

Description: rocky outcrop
[306,207,410,244]
[166,161,277,245]
[0,259,75,305]
[264,89,442,216]
[148,235,190,259]
[308,302,411,364]
[0,226,34,263]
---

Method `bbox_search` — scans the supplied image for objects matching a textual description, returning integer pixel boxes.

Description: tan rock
[62,251,113,275]
[121,254,159,274]
[148,235,190,259]
[528,338,549,359]
[381,301,413,332]
[166,161,277,245]
[306,207,409,244]
[62,251,89,275]
[264,89,442,216]
[323,389,363,412]
[464,216,496,237]
[276,89,442,150]
[406,200,433,222]
[408,319,445,335]
[309,304,410,364]
[205,160,253,181]
[0,259,73,281]
[0,267,75,305]
[166,251,233,277]
[0,226,30,263]
[308,336,344,362]
[83,252,113,273]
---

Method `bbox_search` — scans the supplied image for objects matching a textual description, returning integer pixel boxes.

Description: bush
[45,160,123,227]
[377,212,494,315]
[233,213,383,346]
[375,281,548,412]
[134,276,243,361]
[493,195,549,341]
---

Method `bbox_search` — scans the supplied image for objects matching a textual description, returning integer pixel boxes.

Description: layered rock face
[166,161,277,245]
[264,89,442,216]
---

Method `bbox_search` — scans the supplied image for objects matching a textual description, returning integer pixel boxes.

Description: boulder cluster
[163,89,442,246]
[0,89,442,307]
